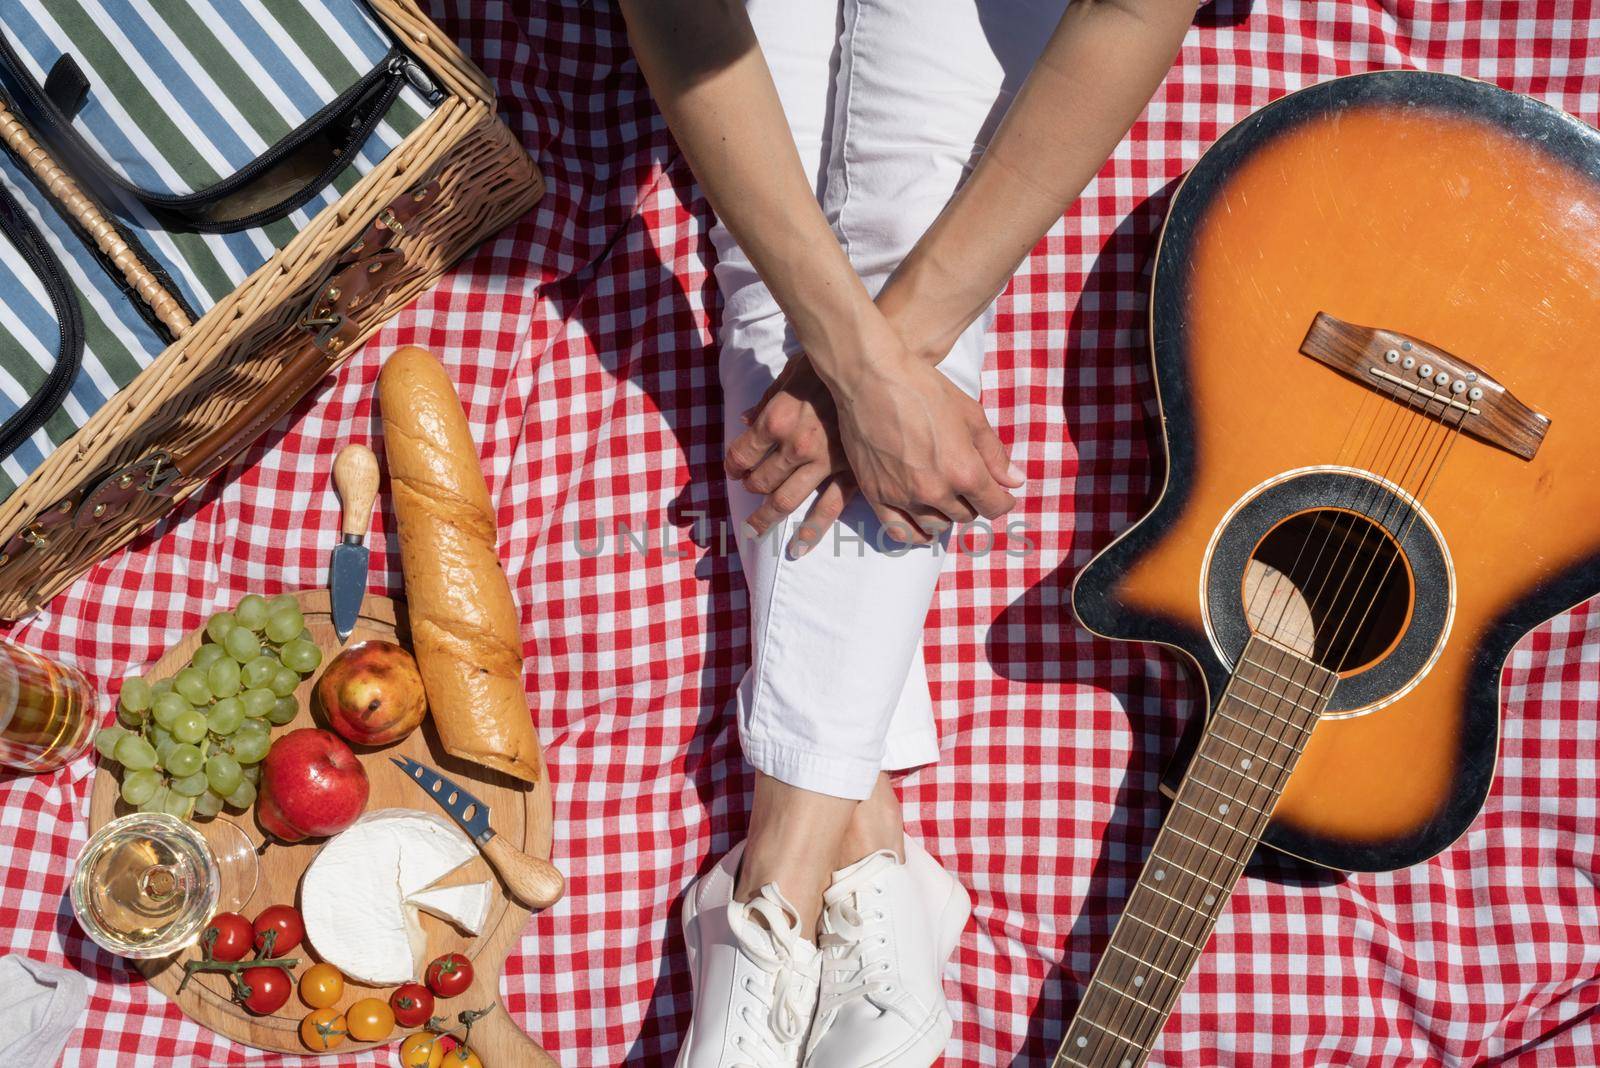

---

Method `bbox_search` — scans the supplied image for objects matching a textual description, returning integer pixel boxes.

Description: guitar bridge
[1299,312,1550,460]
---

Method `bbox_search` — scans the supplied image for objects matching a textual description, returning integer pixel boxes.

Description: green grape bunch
[93,593,322,821]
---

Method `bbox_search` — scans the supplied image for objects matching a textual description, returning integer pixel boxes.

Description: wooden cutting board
[86,589,558,1064]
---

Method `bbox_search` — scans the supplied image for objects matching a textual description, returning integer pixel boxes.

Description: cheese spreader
[392,756,565,909]
[329,444,380,643]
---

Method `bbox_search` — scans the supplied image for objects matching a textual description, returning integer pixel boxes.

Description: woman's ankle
[836,772,905,869]
[733,773,859,933]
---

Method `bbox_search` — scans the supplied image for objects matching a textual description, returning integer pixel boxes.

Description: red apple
[257,728,369,842]
[315,640,427,746]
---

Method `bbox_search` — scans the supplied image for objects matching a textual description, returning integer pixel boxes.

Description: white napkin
[0,955,87,1063]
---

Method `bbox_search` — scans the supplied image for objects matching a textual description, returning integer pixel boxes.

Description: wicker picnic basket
[0,0,541,618]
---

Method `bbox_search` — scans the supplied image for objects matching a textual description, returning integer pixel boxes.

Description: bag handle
[0,98,192,338]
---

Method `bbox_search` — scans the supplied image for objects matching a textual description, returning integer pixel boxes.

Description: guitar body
[1074,71,1600,875]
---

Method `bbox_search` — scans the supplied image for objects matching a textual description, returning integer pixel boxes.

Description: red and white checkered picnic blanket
[3,2,1599,1064]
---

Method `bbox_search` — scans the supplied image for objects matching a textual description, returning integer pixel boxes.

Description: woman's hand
[727,338,1023,556]
[832,348,1023,538]
[725,353,858,556]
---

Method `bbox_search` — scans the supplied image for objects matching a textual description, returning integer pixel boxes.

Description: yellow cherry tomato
[345,996,395,1042]
[299,962,344,1009]
[446,1047,482,1068]
[300,1007,347,1051]
[399,1031,444,1068]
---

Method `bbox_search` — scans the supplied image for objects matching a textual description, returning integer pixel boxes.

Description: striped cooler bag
[0,0,542,616]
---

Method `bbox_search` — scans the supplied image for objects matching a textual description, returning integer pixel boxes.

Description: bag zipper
[192,52,412,233]
[0,181,84,463]
[400,54,444,105]
[0,36,425,227]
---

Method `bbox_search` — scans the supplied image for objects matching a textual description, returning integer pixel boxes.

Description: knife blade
[391,754,567,910]
[329,444,378,643]
[391,755,496,844]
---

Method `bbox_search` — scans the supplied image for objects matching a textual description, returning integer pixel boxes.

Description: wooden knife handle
[332,444,379,538]
[482,834,566,910]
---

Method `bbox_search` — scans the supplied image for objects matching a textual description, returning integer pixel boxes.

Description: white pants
[714,0,1066,800]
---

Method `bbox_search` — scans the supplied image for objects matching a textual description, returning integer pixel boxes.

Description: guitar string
[1324,389,1472,672]
[1087,400,1469,1066]
[1295,376,1457,671]
[1078,383,1408,1067]
[1062,387,1386,1067]
[1079,636,1326,1067]
[1246,343,1430,654]
[1240,379,1381,649]
[1247,387,1413,666]
[1257,356,1437,659]
[1117,642,1326,1059]
[1306,388,1457,674]
[1242,365,1397,654]
[1070,343,1472,1065]
[1080,381,1466,1065]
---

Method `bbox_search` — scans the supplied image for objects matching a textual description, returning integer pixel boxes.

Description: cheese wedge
[301,809,478,984]
[407,882,492,936]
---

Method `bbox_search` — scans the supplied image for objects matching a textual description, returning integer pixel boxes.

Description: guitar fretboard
[1056,634,1339,1068]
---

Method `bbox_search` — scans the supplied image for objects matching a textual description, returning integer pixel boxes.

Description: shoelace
[731,893,815,1067]
[818,883,896,1017]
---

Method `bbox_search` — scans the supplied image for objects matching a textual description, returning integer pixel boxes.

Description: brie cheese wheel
[407,881,492,935]
[301,809,480,984]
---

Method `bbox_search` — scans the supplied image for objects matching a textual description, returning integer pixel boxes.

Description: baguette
[377,346,543,784]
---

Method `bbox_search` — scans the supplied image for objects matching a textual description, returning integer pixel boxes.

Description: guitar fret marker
[1102,980,1161,1012]
[1204,893,1216,906]
[1218,802,1229,814]
[1210,732,1290,773]
[1154,868,1165,880]
[1188,775,1269,817]
[1132,975,1144,987]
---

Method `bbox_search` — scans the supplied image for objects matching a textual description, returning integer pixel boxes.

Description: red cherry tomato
[425,952,473,998]
[390,981,435,1027]
[239,966,292,1015]
[202,912,254,962]
[252,904,304,955]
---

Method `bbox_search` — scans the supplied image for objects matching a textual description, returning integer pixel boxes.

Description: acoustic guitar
[1062,70,1600,1066]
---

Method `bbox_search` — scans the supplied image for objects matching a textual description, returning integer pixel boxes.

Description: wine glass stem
[140,863,180,905]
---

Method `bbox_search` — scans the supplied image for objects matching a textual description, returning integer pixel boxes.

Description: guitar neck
[1056,634,1339,1068]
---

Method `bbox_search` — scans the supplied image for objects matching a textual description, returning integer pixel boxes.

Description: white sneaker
[679,843,823,1067]
[804,838,971,1067]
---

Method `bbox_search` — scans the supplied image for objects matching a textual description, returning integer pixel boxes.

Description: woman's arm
[614,0,871,367]
[878,0,1196,361]
[617,0,1022,540]
[733,0,1193,553]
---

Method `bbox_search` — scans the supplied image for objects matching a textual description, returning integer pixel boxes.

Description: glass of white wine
[70,812,258,959]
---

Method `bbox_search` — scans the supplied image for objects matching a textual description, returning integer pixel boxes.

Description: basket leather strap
[0,178,442,562]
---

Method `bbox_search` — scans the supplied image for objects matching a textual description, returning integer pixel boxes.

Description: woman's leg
[796,1,1069,1065]
[678,5,855,1067]
[710,0,950,927]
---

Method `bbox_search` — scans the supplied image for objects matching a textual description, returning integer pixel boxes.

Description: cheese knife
[329,444,379,643]
[391,756,565,909]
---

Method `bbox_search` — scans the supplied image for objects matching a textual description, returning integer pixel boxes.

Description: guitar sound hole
[1242,509,1413,674]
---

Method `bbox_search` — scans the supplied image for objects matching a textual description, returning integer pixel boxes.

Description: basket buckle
[377,208,404,237]
[300,177,439,356]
